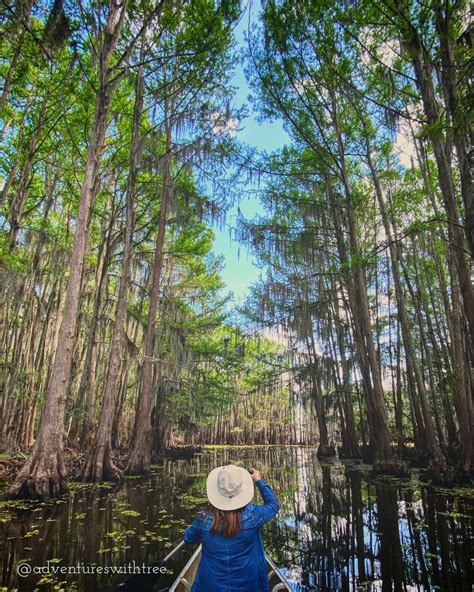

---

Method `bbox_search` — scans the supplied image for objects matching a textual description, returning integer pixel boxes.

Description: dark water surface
[0,446,473,591]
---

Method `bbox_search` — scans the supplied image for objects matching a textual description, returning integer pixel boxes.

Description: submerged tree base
[6,450,67,500]
[80,444,124,484]
[124,447,151,476]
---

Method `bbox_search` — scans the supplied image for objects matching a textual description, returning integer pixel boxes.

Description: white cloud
[210,112,239,136]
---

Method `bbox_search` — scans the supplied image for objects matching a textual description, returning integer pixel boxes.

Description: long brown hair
[208,504,242,537]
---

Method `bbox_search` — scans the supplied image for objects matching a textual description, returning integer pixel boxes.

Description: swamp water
[0,446,472,591]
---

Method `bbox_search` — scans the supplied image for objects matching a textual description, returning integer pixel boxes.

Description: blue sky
[211,3,289,303]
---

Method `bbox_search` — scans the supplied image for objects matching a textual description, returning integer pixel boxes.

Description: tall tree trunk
[449,257,473,474]
[334,316,361,458]
[432,0,474,256]
[68,214,112,446]
[81,61,144,483]
[367,149,449,479]
[8,95,49,248]
[126,116,172,475]
[398,12,474,346]
[306,333,334,457]
[7,2,128,499]
[328,93,402,472]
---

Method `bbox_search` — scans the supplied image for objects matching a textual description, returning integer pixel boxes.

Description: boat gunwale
[169,545,202,591]
[168,544,292,591]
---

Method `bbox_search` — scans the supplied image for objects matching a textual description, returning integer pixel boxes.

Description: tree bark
[303,328,334,457]
[328,94,403,473]
[7,1,128,500]
[368,148,450,479]
[68,213,112,447]
[432,0,474,256]
[334,315,361,458]
[397,8,474,347]
[126,115,172,475]
[81,61,144,483]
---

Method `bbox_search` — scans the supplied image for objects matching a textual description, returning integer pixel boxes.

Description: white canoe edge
[169,544,292,591]
[266,552,292,591]
[169,544,201,591]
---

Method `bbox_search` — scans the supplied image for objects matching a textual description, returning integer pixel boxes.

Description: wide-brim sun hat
[206,464,255,511]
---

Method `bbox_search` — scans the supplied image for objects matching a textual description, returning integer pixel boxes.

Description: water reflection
[0,447,472,591]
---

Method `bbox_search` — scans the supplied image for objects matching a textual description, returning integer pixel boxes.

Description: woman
[182,464,280,592]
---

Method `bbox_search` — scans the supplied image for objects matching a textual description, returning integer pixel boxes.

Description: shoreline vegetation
[1,444,472,491]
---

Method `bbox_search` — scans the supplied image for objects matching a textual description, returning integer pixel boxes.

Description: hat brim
[206,466,254,511]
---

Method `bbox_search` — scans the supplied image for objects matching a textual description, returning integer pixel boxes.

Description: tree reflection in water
[0,447,472,591]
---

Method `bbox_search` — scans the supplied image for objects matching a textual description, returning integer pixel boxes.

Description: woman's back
[183,470,279,592]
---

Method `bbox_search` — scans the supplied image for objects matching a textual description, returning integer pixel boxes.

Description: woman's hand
[249,468,262,482]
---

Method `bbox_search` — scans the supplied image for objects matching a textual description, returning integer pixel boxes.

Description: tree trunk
[368,149,449,479]
[432,0,474,256]
[334,317,361,458]
[68,215,111,446]
[8,96,49,248]
[126,117,172,475]
[327,141,401,474]
[449,258,473,474]
[7,2,128,499]
[81,61,144,483]
[399,14,474,347]
[306,333,334,457]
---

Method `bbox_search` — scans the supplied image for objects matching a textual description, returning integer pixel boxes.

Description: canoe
[169,544,292,591]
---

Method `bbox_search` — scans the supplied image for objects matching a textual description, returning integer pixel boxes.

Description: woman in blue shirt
[183,464,280,592]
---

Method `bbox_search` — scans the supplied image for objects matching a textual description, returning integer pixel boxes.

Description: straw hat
[206,464,254,511]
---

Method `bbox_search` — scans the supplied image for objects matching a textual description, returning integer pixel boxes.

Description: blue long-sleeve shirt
[183,479,280,592]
